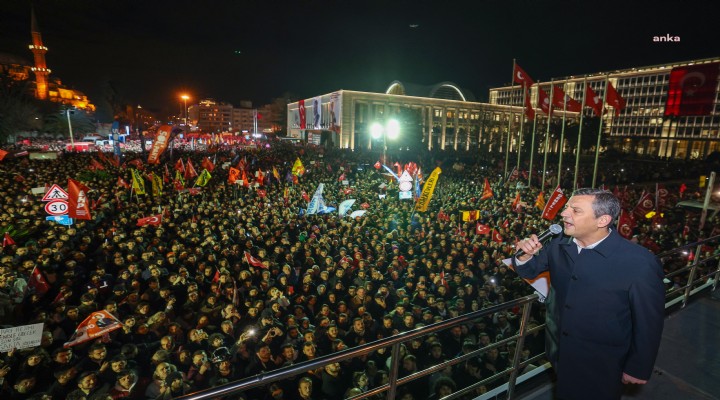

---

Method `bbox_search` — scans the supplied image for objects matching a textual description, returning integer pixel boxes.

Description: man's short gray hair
[572,188,621,220]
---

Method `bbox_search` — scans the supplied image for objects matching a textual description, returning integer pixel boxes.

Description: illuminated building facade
[286,84,527,152]
[489,57,720,159]
[189,100,278,134]
[0,9,95,111]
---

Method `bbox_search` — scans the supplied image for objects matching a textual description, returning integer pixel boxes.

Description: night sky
[1,0,718,120]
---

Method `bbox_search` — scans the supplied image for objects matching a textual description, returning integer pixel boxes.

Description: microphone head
[549,224,563,235]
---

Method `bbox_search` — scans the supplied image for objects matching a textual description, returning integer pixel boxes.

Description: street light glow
[370,122,384,139]
[386,119,400,139]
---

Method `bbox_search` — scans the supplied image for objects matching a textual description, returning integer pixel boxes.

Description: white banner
[0,323,44,352]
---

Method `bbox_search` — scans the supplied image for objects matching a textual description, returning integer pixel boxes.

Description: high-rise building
[489,57,720,159]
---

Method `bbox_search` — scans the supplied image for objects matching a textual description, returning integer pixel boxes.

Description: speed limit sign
[45,199,69,216]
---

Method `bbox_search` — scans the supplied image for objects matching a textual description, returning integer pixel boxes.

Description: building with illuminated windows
[489,57,720,159]
[286,84,523,151]
[287,57,719,160]
[188,99,278,134]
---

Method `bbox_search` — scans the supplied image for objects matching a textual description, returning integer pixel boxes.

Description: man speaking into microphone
[514,188,665,400]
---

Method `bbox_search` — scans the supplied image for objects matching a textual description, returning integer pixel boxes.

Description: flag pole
[527,103,538,188]
[574,77,588,190]
[557,83,568,187]
[504,59,516,178]
[541,81,555,192]
[591,75,610,188]
[516,84,527,174]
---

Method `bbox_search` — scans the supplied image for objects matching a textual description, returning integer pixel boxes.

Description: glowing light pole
[181,94,190,125]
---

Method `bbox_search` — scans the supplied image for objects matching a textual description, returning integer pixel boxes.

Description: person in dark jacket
[514,188,665,400]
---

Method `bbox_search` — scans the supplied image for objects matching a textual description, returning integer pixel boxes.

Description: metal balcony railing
[176,235,720,400]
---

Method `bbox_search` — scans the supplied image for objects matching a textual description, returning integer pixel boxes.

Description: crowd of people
[0,138,717,400]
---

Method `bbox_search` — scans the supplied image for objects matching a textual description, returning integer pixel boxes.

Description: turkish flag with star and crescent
[513,63,535,87]
[136,214,163,227]
[664,62,720,117]
[538,87,552,115]
[605,81,626,115]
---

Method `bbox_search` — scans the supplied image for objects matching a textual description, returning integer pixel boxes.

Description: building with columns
[286,84,529,153]
[490,57,720,159]
[287,57,719,161]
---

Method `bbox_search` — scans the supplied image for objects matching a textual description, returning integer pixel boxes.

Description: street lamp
[136,105,142,134]
[180,94,190,126]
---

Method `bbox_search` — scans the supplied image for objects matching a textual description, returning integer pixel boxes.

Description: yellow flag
[131,168,146,195]
[415,167,441,212]
[272,166,281,180]
[535,191,546,210]
[195,169,212,187]
[292,158,305,176]
[699,175,706,188]
[151,173,163,197]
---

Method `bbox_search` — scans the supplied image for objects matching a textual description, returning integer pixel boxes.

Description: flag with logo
[415,167,442,212]
[89,158,106,171]
[174,170,185,191]
[147,125,172,164]
[67,178,91,220]
[272,166,281,181]
[117,176,131,190]
[633,191,655,219]
[480,178,494,200]
[655,183,669,211]
[617,210,635,239]
[175,158,186,173]
[542,186,568,220]
[228,167,241,184]
[201,157,216,173]
[131,168,146,195]
[339,199,356,217]
[511,192,521,211]
[605,81,626,115]
[462,210,480,222]
[195,169,212,187]
[535,191,546,210]
[585,84,604,117]
[185,159,198,180]
[64,310,122,348]
[292,158,305,176]
[552,86,583,112]
[151,173,163,197]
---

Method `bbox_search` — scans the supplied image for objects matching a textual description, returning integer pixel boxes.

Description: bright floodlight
[386,119,400,139]
[370,122,384,139]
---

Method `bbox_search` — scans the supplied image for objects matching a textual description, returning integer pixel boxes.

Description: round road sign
[45,199,69,216]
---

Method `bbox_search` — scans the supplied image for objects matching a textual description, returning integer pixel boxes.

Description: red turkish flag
[117,177,131,189]
[29,267,50,295]
[301,190,309,202]
[476,223,491,235]
[257,189,267,198]
[585,85,604,117]
[511,192,521,211]
[360,202,370,209]
[67,178,92,220]
[256,170,265,186]
[491,229,504,243]
[3,232,16,247]
[0,149,8,161]
[298,99,306,128]
[513,63,535,87]
[244,251,266,268]
[538,87,552,115]
[241,170,250,187]
[374,161,381,170]
[175,158,186,173]
[664,62,720,117]
[137,214,163,226]
[605,81,626,115]
[542,186,568,221]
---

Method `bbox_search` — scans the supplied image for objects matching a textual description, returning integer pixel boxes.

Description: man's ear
[597,215,612,229]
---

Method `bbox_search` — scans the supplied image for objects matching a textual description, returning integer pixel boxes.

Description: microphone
[515,224,563,257]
